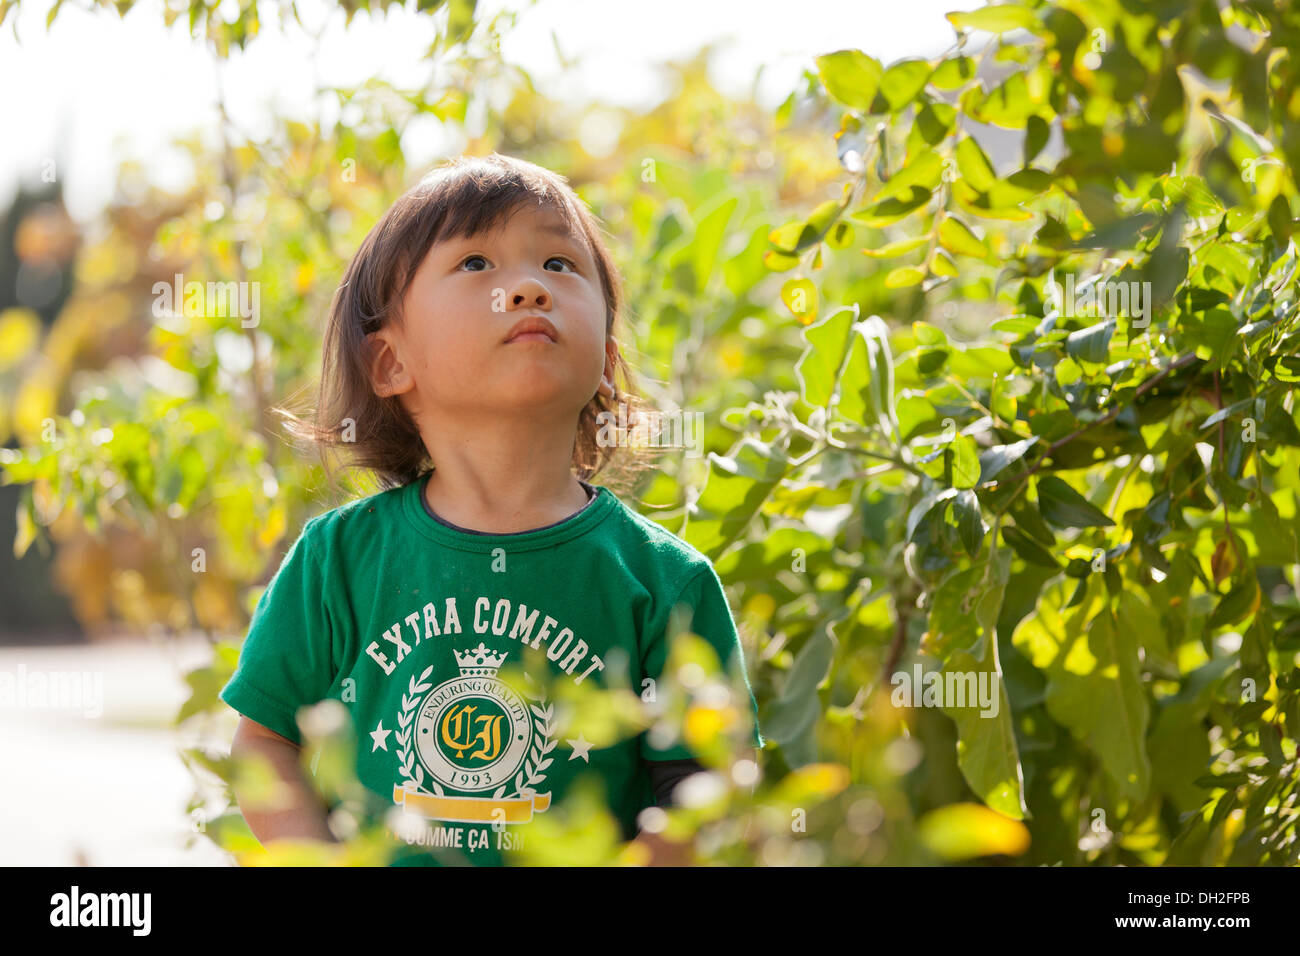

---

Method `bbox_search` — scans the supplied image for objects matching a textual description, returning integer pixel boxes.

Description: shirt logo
[393,644,554,825]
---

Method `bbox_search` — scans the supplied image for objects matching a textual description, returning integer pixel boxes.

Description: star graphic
[567,733,593,763]
[370,720,392,752]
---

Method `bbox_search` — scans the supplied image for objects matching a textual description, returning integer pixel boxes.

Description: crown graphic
[454,643,508,677]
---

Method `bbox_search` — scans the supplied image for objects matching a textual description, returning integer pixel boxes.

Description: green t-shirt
[219,475,762,866]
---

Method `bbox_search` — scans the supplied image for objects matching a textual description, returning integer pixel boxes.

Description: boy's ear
[596,337,620,399]
[364,331,413,398]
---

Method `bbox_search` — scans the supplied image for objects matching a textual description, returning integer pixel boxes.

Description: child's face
[366,202,616,427]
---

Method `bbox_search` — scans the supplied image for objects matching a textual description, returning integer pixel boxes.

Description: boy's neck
[419,413,592,534]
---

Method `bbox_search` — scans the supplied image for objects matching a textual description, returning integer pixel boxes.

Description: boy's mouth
[503,315,559,344]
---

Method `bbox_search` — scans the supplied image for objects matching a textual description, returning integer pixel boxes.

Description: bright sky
[0,0,983,222]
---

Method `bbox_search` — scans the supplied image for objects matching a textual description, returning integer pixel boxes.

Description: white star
[567,733,593,762]
[370,720,392,752]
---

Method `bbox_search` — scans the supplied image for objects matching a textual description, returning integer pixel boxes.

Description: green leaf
[683,437,790,558]
[930,56,975,91]
[1071,213,1158,250]
[762,627,833,749]
[987,169,1051,207]
[837,315,897,436]
[1149,655,1234,812]
[950,434,980,489]
[878,59,933,111]
[947,5,1040,34]
[1208,579,1259,630]
[1037,476,1114,529]
[1194,772,1251,790]
[926,549,1027,818]
[1199,397,1254,430]
[978,436,1038,483]
[972,71,1040,128]
[884,266,926,288]
[907,487,958,542]
[953,489,985,556]
[991,315,1039,335]
[769,218,818,255]
[1268,194,1293,242]
[1144,206,1188,314]
[1064,319,1115,364]
[917,347,949,375]
[955,136,997,192]
[914,101,956,146]
[912,321,947,347]
[938,216,990,258]
[688,196,738,294]
[933,251,959,277]
[1012,580,1151,801]
[805,198,844,240]
[873,149,945,203]
[859,235,930,258]
[1002,526,1060,567]
[850,186,933,227]
[815,50,883,112]
[1024,115,1050,164]
[794,306,856,408]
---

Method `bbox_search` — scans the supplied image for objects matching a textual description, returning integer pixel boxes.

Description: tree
[733,0,1300,863]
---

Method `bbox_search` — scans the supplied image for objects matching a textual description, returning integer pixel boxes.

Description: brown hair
[277,153,656,501]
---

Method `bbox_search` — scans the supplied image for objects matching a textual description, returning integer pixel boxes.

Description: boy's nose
[507,277,551,310]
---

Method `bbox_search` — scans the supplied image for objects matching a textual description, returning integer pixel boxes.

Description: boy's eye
[457,255,577,273]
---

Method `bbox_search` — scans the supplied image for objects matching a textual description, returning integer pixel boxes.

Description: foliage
[727,0,1300,864]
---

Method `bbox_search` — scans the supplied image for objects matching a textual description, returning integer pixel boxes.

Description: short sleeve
[640,565,764,760]
[219,523,336,746]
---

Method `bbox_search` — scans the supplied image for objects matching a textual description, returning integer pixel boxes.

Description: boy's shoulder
[289,480,718,582]
[600,487,716,581]
[294,481,409,545]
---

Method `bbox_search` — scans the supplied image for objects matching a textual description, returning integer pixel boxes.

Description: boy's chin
[483,381,594,415]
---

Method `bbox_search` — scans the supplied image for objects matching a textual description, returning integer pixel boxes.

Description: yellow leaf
[295,261,315,294]
[885,266,926,288]
[13,500,37,559]
[781,278,818,324]
[238,838,347,867]
[0,307,41,370]
[720,343,745,372]
[930,250,959,277]
[771,762,851,804]
[684,701,740,750]
[14,376,56,445]
[919,803,1030,860]
[257,503,288,550]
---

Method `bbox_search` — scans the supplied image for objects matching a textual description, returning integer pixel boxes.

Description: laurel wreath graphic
[496,700,554,800]
[396,665,442,796]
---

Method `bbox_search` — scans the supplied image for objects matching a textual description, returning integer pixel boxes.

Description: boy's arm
[645,757,705,807]
[230,716,338,845]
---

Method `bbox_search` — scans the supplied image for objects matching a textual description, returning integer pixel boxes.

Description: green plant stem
[1012,351,1201,487]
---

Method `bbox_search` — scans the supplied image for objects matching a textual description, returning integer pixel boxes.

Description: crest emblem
[393,644,554,824]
